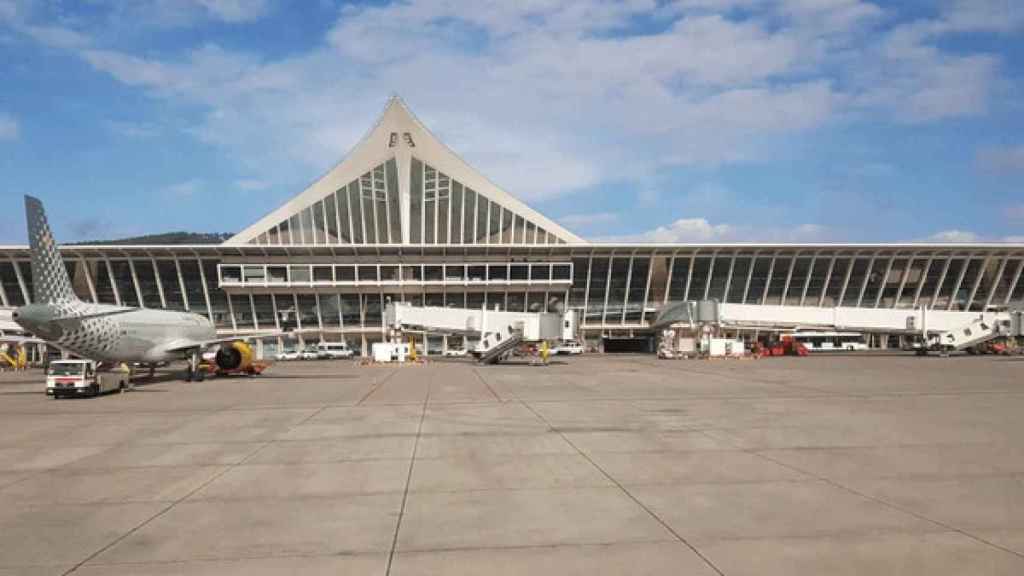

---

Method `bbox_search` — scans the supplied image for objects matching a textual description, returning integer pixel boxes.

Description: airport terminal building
[2,98,1023,356]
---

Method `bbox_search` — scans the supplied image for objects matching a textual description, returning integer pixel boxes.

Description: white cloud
[0,112,17,140]
[159,179,203,197]
[924,229,979,243]
[2,0,1012,204]
[977,146,1024,174]
[940,0,1024,34]
[921,230,1024,243]
[88,0,273,28]
[235,178,272,191]
[600,218,830,243]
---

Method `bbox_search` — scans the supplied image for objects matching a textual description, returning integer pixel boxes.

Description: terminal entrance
[602,336,654,353]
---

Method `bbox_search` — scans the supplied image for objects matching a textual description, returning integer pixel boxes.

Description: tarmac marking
[385,369,432,576]
[510,394,727,576]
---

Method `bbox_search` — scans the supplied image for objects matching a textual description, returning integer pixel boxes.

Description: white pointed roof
[226,96,583,245]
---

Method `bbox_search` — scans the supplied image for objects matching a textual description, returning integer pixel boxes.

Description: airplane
[11,195,281,381]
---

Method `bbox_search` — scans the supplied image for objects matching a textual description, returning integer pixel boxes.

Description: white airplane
[12,195,280,381]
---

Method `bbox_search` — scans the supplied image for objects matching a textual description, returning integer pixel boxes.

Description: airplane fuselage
[13,301,215,363]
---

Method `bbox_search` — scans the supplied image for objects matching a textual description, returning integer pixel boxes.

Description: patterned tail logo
[25,195,77,304]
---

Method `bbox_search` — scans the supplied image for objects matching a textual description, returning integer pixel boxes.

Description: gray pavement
[1,354,1023,574]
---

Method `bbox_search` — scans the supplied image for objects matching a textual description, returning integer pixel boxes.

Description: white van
[47,360,126,398]
[317,341,355,359]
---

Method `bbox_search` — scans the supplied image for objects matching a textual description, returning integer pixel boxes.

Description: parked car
[275,349,301,361]
[552,340,585,355]
[300,346,320,360]
[442,348,467,357]
[317,341,355,359]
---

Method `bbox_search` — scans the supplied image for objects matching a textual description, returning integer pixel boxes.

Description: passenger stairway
[473,325,523,365]
[937,315,1009,352]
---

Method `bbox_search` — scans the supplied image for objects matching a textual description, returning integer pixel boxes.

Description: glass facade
[1,246,1022,355]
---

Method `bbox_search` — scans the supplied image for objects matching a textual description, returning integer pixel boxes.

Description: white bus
[791,331,869,352]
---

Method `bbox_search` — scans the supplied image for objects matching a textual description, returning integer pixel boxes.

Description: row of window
[1,254,1022,332]
[407,158,561,245]
[256,160,402,246]
[249,157,567,246]
[233,292,567,332]
[218,263,574,286]
[567,254,1024,325]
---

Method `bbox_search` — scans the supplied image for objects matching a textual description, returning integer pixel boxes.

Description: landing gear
[186,350,204,382]
[148,364,156,379]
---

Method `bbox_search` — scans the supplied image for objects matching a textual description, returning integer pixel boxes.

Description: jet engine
[215,341,254,371]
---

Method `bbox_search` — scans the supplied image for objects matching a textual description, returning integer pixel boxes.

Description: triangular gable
[227,96,584,245]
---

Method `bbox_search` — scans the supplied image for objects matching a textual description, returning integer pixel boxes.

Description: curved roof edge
[225,96,584,246]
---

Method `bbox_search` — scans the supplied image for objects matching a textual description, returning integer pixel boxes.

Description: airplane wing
[160,331,288,354]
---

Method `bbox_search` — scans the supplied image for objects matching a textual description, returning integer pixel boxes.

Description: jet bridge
[384,303,576,364]
[653,301,1016,352]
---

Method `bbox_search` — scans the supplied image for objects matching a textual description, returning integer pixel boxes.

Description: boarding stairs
[473,324,523,364]
[936,315,1009,352]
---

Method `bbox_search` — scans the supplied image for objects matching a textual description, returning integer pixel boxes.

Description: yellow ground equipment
[1,345,27,370]
[210,341,267,376]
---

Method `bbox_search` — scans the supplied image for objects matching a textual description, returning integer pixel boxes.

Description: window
[134,260,163,309]
[290,265,311,283]
[530,264,550,281]
[336,188,352,243]
[358,266,378,282]
[157,260,185,310]
[463,188,477,243]
[445,265,465,281]
[468,265,486,281]
[268,266,287,283]
[586,257,610,323]
[410,157,423,243]
[348,183,364,244]
[221,265,241,283]
[386,159,402,243]
[324,195,338,244]
[335,266,355,282]
[243,266,265,283]
[488,264,507,281]
[553,264,571,281]
[510,264,528,281]
[424,266,443,281]
[313,201,326,244]
[450,182,463,244]
[301,207,314,244]
[279,219,292,245]
[380,265,399,282]
[313,266,333,283]
[232,294,254,329]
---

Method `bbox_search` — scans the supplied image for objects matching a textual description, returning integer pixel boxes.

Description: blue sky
[0,0,1021,244]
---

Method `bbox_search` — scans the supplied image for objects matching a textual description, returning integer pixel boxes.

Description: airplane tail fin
[24,195,77,304]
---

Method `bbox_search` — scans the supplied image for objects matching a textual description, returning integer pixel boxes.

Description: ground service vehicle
[790,331,868,352]
[47,360,125,398]
[553,340,585,355]
[317,342,355,359]
[275,349,301,361]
